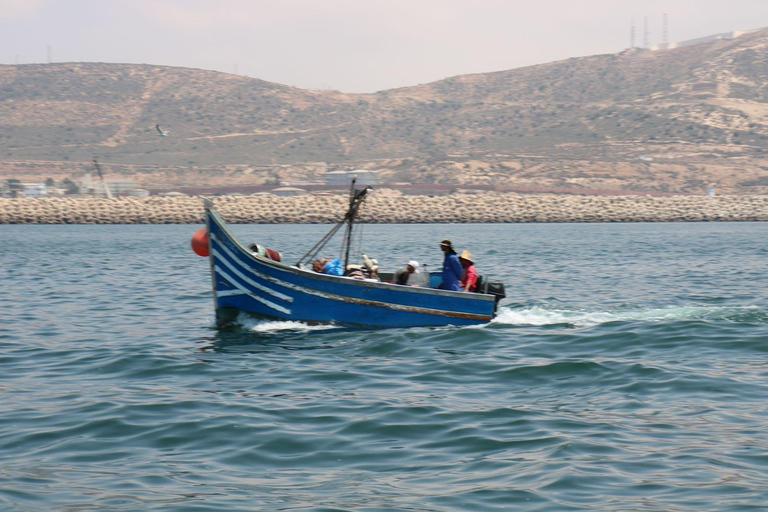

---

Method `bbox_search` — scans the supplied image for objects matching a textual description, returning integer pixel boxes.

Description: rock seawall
[1,194,766,224]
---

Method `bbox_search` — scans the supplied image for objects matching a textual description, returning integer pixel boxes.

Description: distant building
[127,189,150,198]
[107,180,137,194]
[652,28,764,51]
[78,176,137,197]
[271,187,307,197]
[323,170,380,186]
[280,180,325,187]
[2,179,24,198]
[323,170,351,185]
[22,183,47,197]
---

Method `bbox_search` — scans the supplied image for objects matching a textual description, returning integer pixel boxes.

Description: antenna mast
[631,18,636,48]
[342,177,372,273]
[643,17,649,49]
[295,176,372,270]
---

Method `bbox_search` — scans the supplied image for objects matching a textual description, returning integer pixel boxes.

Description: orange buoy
[265,248,282,262]
[191,227,209,257]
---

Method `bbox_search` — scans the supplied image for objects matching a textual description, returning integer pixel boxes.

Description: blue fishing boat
[195,184,505,328]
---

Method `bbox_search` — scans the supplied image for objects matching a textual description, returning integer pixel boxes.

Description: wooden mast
[342,177,371,273]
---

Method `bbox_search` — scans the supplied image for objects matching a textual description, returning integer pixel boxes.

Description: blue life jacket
[322,258,344,276]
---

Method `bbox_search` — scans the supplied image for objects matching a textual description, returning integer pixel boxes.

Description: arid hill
[2,29,768,194]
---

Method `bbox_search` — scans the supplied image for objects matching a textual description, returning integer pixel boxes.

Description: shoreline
[1,194,767,224]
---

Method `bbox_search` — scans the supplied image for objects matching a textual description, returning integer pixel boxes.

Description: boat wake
[492,304,767,328]
[211,306,766,333]
[233,313,340,333]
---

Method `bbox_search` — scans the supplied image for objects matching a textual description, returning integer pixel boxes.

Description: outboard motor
[476,276,506,313]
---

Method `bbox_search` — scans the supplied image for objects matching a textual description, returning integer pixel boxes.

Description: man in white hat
[394,260,420,285]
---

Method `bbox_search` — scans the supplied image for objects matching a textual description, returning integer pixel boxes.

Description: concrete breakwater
[1,194,767,225]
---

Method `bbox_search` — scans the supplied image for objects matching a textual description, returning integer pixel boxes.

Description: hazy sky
[1,0,767,93]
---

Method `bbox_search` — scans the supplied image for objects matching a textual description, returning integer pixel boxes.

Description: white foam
[492,305,762,328]
[234,313,338,332]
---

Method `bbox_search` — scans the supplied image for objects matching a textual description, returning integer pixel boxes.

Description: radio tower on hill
[631,18,636,48]
[643,16,649,48]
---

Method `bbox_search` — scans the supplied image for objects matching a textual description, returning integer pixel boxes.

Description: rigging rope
[295,183,372,268]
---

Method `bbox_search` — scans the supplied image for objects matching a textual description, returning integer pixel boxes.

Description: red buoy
[248,243,282,262]
[191,227,209,257]
[265,248,282,262]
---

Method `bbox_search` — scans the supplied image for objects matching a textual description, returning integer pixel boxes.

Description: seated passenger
[459,250,478,292]
[394,260,422,286]
[312,258,329,272]
[312,257,344,276]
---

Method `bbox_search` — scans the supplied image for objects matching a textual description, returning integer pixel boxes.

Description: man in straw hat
[438,239,463,291]
[459,250,478,292]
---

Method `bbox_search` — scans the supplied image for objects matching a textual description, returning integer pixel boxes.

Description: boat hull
[205,203,498,328]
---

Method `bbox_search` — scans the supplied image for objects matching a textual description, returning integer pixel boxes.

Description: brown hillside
[2,30,768,194]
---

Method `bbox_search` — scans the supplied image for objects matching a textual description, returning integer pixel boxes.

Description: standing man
[438,239,463,291]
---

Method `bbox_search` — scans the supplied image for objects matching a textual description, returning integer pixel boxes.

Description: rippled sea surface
[2,222,767,511]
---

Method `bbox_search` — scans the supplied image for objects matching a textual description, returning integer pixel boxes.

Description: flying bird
[156,124,170,137]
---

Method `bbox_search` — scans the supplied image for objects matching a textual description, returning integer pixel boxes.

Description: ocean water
[1,221,767,511]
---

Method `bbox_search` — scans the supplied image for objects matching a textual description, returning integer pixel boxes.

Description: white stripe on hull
[215,265,292,315]
[212,244,293,303]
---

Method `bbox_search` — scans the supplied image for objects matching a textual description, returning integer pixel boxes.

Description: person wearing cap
[394,260,421,286]
[438,239,463,291]
[459,250,478,292]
